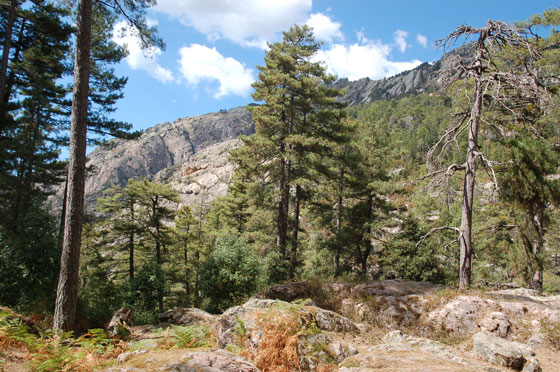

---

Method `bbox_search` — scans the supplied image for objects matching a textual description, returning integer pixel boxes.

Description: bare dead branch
[416,226,462,248]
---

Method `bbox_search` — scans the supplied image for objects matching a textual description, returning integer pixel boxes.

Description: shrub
[199,234,262,313]
[122,262,166,323]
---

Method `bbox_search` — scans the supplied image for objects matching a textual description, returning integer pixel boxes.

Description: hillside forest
[1,0,560,335]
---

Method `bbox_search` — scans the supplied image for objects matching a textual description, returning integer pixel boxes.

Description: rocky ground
[101,281,560,372]
[2,281,560,372]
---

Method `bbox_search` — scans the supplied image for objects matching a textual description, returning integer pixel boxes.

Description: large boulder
[216,298,359,372]
[472,332,541,372]
[158,308,217,327]
[180,350,260,372]
[107,308,134,338]
[480,311,512,339]
[340,330,493,372]
[427,296,499,334]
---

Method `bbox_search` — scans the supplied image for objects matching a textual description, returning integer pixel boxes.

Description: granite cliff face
[72,107,253,211]
[72,45,472,211]
[335,44,473,105]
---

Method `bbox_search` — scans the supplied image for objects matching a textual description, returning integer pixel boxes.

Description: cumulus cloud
[393,30,408,53]
[178,44,254,98]
[305,13,343,43]
[155,0,311,48]
[313,34,422,81]
[112,20,174,83]
[416,34,428,48]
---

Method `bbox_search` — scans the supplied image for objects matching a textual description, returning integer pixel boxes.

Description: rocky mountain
[335,43,473,105]
[59,107,253,211]
[67,44,472,211]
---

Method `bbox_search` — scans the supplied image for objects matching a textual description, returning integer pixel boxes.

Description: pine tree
[499,136,560,292]
[55,0,162,331]
[239,25,346,279]
[96,181,139,281]
[127,179,178,311]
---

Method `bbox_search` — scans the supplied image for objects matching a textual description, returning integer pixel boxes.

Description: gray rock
[427,296,499,334]
[49,107,254,212]
[117,350,147,364]
[472,332,540,371]
[159,364,197,372]
[158,308,216,326]
[480,311,512,338]
[107,308,134,338]
[180,350,260,372]
[312,308,358,333]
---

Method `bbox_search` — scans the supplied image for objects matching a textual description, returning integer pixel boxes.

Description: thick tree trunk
[129,199,135,280]
[277,154,290,258]
[334,165,344,275]
[459,59,482,289]
[531,210,544,293]
[3,18,24,107]
[184,240,190,301]
[58,174,68,248]
[0,0,18,126]
[289,184,301,279]
[129,232,134,280]
[53,0,92,332]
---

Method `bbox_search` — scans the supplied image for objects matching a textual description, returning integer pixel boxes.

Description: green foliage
[199,234,262,313]
[0,199,60,310]
[170,325,211,349]
[540,319,560,349]
[77,263,122,329]
[379,216,450,283]
[123,262,167,323]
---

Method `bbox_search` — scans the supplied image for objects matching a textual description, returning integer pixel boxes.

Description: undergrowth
[540,319,560,349]
[0,308,127,372]
[168,325,212,349]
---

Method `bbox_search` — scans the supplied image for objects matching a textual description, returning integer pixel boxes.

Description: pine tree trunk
[53,0,92,332]
[531,210,544,293]
[129,199,135,280]
[3,18,24,107]
[459,54,483,289]
[0,0,18,125]
[289,184,301,279]
[277,154,290,258]
[334,165,344,275]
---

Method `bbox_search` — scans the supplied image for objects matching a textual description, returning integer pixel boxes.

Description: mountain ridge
[58,45,471,211]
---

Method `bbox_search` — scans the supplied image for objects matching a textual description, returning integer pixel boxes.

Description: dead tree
[424,21,549,289]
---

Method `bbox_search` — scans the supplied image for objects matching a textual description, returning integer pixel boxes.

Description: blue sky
[109,0,558,133]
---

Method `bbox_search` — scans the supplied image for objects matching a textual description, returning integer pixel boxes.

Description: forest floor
[1,280,560,372]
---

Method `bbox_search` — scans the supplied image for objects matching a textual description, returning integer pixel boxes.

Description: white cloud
[416,34,428,48]
[112,20,174,83]
[178,44,254,98]
[393,30,408,53]
[305,13,343,43]
[313,38,422,81]
[155,0,312,48]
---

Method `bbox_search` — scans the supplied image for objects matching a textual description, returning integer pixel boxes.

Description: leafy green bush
[77,268,122,329]
[123,262,166,323]
[379,216,450,283]
[199,234,262,313]
[0,201,60,311]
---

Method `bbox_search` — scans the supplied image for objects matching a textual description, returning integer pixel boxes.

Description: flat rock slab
[340,331,502,372]
[180,350,261,372]
[473,332,541,372]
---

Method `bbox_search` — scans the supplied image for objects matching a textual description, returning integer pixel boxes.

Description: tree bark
[277,153,289,258]
[459,50,483,289]
[0,0,18,127]
[289,184,301,279]
[531,209,544,293]
[334,164,344,275]
[53,0,92,332]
